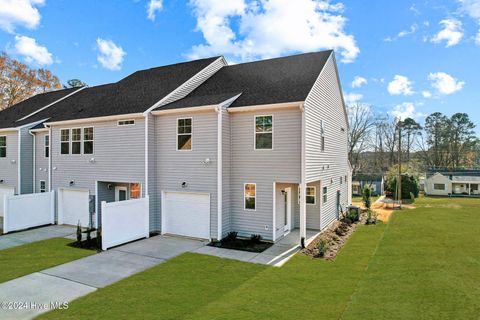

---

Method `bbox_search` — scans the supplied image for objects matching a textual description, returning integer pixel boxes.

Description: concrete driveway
[0,225,76,250]
[0,235,206,319]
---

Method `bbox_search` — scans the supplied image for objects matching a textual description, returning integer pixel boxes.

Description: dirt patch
[302,213,368,260]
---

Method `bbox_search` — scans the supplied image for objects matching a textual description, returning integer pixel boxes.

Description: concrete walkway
[0,225,76,250]
[0,235,206,320]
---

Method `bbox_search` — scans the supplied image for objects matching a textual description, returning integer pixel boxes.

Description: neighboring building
[425,169,480,197]
[352,174,384,196]
[0,50,351,243]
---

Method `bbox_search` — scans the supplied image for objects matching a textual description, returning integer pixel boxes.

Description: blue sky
[0,0,479,132]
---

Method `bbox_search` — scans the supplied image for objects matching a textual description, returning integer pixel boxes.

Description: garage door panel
[0,187,15,217]
[163,192,210,239]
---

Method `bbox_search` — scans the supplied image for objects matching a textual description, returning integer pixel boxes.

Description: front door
[115,186,128,201]
[284,187,292,233]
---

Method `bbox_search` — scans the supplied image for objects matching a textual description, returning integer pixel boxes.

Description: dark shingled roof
[161,50,332,110]
[426,168,480,178]
[14,56,219,126]
[0,88,79,129]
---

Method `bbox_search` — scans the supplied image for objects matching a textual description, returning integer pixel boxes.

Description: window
[321,136,325,151]
[434,184,445,190]
[60,129,70,154]
[130,183,141,199]
[177,118,192,151]
[84,127,94,154]
[255,115,273,150]
[340,176,343,184]
[44,135,49,158]
[39,180,46,193]
[72,128,81,154]
[0,136,6,158]
[118,120,135,126]
[244,183,256,210]
[320,120,325,151]
[323,186,328,203]
[306,186,316,205]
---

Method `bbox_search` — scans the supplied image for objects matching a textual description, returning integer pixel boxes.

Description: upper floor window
[118,120,135,126]
[0,136,6,158]
[244,183,256,210]
[255,115,273,150]
[84,127,94,154]
[72,128,81,154]
[177,118,192,151]
[44,135,49,158]
[60,129,70,154]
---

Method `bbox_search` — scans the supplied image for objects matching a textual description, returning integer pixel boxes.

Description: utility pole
[397,119,402,209]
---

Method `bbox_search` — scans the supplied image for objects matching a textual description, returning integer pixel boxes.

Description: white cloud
[351,76,367,88]
[343,92,363,105]
[459,0,480,20]
[428,72,465,95]
[147,0,163,21]
[476,29,480,44]
[422,90,432,98]
[398,24,418,37]
[96,38,126,71]
[188,0,359,63]
[0,0,44,33]
[14,35,53,65]
[387,75,414,96]
[390,102,424,120]
[431,18,463,47]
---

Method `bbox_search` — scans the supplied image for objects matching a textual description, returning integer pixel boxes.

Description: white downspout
[48,126,52,192]
[216,106,223,240]
[17,129,21,194]
[299,103,306,247]
[29,131,36,193]
[144,114,149,196]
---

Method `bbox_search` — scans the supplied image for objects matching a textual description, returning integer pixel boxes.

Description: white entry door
[0,186,15,217]
[163,192,210,239]
[58,189,91,227]
[283,187,292,233]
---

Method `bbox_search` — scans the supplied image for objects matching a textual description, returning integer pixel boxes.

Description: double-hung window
[44,135,49,158]
[434,184,445,190]
[306,186,316,205]
[72,128,81,154]
[39,180,46,193]
[323,186,328,203]
[0,136,6,158]
[60,129,70,154]
[84,127,94,154]
[177,118,192,151]
[255,115,273,150]
[244,183,256,210]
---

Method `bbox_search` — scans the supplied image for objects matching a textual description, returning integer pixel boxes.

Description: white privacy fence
[101,196,149,250]
[3,191,55,233]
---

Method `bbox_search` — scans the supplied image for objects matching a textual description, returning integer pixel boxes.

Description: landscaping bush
[250,234,262,244]
[347,207,360,222]
[366,210,377,225]
[362,186,372,210]
[222,231,238,243]
[76,221,82,243]
[335,222,349,236]
[316,239,329,257]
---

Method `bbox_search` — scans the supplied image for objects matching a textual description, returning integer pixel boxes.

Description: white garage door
[58,188,91,227]
[163,192,210,239]
[0,186,15,217]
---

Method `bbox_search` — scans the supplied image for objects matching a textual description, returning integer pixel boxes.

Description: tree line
[348,103,479,175]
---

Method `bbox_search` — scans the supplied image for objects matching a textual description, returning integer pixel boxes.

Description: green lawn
[40,197,480,319]
[0,238,95,283]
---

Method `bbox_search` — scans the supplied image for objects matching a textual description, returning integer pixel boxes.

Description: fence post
[3,194,7,233]
[101,201,107,251]
[50,191,55,224]
[145,195,150,239]
[57,189,63,225]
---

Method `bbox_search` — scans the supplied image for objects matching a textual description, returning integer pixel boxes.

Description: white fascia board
[16,87,87,123]
[226,101,303,113]
[44,113,144,127]
[15,118,50,131]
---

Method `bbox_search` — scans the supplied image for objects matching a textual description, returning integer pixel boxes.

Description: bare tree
[347,103,376,173]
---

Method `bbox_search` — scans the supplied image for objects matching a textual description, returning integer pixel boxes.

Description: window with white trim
[306,186,316,205]
[323,186,328,203]
[0,136,6,158]
[72,128,81,154]
[39,180,46,193]
[255,115,273,150]
[320,120,325,151]
[434,183,445,190]
[44,135,49,158]
[83,127,94,154]
[177,118,192,151]
[60,129,70,154]
[244,183,256,210]
[118,120,135,126]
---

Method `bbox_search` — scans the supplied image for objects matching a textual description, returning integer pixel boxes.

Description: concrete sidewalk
[0,225,76,250]
[0,235,206,320]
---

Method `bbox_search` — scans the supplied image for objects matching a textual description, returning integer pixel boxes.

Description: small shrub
[366,210,377,225]
[250,234,262,244]
[222,231,238,243]
[347,207,359,222]
[362,186,372,210]
[341,217,353,225]
[335,222,349,236]
[317,239,329,257]
[76,221,82,243]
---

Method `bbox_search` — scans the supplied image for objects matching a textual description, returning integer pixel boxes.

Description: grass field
[0,238,95,283]
[40,196,480,320]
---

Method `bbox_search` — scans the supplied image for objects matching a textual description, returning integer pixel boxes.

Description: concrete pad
[0,237,26,250]
[42,250,162,288]
[193,246,260,263]
[261,243,296,256]
[113,235,206,260]
[0,272,95,320]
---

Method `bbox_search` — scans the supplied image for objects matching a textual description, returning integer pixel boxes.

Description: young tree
[347,103,376,173]
[401,117,422,161]
[448,113,476,168]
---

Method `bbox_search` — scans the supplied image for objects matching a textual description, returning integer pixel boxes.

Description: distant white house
[424,169,480,197]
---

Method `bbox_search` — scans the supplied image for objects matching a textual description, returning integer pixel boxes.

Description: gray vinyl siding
[154,111,218,239]
[19,127,34,194]
[230,108,301,240]
[34,131,49,193]
[221,109,231,236]
[304,52,350,229]
[50,118,146,199]
[0,131,19,193]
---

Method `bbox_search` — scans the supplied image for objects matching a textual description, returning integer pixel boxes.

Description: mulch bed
[303,211,369,260]
[209,238,273,253]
